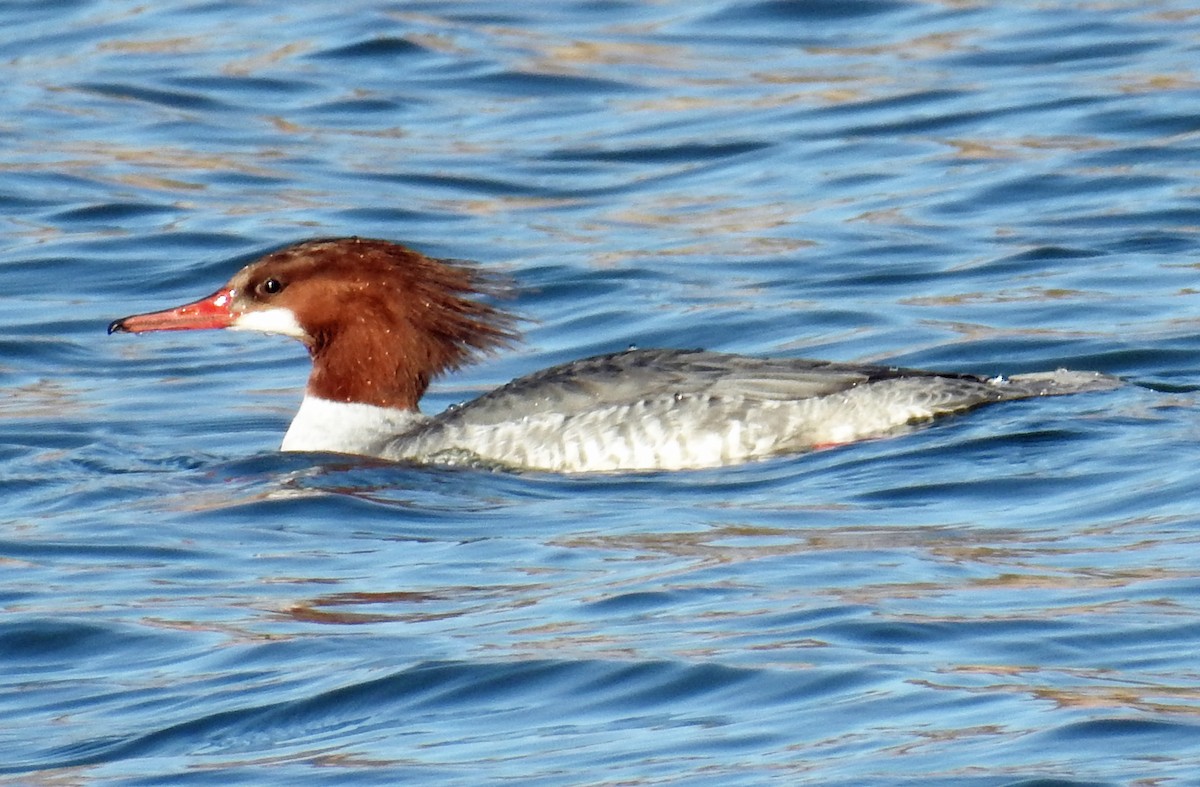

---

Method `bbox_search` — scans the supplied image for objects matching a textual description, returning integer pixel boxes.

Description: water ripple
[4,0,1200,783]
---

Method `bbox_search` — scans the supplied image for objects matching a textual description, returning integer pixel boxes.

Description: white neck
[280,395,427,457]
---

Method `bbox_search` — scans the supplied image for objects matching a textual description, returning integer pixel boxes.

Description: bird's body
[109,237,1118,473]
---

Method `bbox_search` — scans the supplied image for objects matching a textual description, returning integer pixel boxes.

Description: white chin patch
[231,307,306,339]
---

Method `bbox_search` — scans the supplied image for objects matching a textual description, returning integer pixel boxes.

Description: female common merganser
[109,237,1118,473]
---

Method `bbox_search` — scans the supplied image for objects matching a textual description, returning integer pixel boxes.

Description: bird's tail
[999,369,1122,398]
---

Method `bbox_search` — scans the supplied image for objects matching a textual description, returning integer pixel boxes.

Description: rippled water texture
[4,1,1200,783]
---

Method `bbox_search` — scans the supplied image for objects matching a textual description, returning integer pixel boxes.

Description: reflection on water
[4,0,1200,783]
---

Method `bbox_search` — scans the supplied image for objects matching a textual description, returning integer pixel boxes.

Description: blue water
[4,1,1200,783]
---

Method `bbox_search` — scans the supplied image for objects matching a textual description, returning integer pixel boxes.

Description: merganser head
[108,237,518,410]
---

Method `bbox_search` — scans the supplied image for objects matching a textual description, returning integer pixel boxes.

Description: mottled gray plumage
[381,349,1119,472]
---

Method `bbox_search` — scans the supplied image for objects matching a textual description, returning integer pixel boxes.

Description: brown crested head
[241,237,519,409]
[111,237,519,410]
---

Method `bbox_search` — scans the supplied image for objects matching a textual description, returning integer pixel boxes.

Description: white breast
[281,396,429,457]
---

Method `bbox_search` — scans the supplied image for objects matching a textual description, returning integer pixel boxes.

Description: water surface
[4,1,1200,783]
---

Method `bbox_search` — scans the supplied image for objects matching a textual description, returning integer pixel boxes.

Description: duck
[109,237,1118,472]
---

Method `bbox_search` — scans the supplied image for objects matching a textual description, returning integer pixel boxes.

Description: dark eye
[259,278,284,296]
